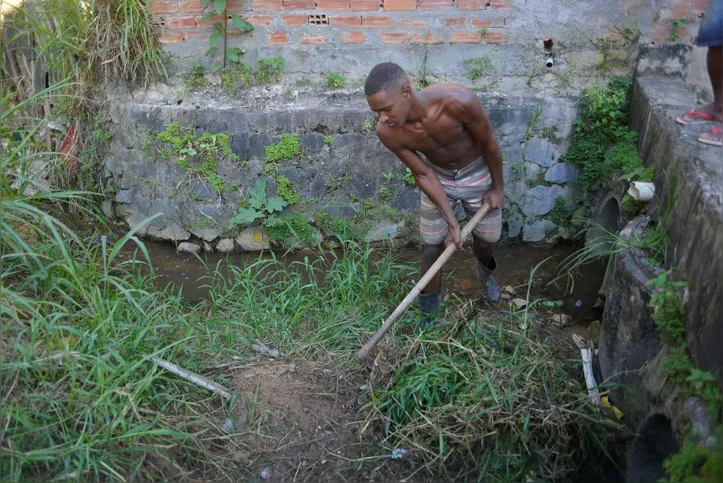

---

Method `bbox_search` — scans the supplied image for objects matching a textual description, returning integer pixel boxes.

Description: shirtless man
[364,62,504,323]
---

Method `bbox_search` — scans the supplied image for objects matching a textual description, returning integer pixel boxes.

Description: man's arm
[377,129,462,248]
[454,91,505,209]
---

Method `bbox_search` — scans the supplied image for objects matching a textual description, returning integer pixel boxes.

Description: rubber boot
[474,256,501,303]
[418,286,442,328]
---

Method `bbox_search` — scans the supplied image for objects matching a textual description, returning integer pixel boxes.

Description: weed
[228,178,287,229]
[362,120,375,135]
[257,57,284,84]
[480,28,489,38]
[664,440,723,483]
[276,175,300,205]
[198,219,215,227]
[382,170,393,184]
[511,160,525,173]
[550,196,573,226]
[526,102,544,140]
[326,72,346,88]
[348,194,376,210]
[199,0,253,72]
[668,19,686,42]
[296,76,312,87]
[403,168,416,186]
[233,61,254,88]
[265,211,318,248]
[263,163,280,176]
[465,56,493,81]
[327,174,353,183]
[265,134,301,162]
[418,47,431,89]
[379,187,392,201]
[187,63,206,88]
[324,135,334,147]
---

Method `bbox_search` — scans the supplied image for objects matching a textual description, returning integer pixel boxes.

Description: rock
[506,218,522,238]
[503,285,517,295]
[522,219,557,242]
[100,199,114,218]
[203,241,213,253]
[523,137,560,167]
[365,219,404,242]
[236,226,270,251]
[552,313,573,327]
[520,185,564,217]
[511,298,527,309]
[231,450,250,465]
[216,238,235,252]
[324,204,361,218]
[177,242,201,254]
[359,384,369,391]
[156,223,191,241]
[525,162,542,181]
[545,163,579,183]
[221,418,235,434]
[116,189,133,204]
[190,226,223,242]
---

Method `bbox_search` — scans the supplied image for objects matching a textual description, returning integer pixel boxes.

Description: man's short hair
[364,62,408,96]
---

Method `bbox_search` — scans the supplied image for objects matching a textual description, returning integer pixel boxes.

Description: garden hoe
[355,202,491,360]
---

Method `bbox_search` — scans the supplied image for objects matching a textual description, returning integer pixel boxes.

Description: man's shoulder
[424,84,478,105]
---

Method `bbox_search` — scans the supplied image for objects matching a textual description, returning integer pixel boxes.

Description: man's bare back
[375,85,485,171]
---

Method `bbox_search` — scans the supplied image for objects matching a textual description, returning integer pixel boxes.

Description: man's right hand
[444,223,464,250]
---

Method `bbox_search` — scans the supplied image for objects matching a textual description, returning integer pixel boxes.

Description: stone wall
[103,85,583,249]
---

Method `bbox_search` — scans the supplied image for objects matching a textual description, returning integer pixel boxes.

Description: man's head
[364,62,412,128]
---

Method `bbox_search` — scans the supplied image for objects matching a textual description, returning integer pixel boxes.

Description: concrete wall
[148,0,711,96]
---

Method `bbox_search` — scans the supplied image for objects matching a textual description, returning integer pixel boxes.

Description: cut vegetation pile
[362,308,621,482]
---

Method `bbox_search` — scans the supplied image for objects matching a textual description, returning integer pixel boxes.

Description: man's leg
[698,46,723,146]
[418,192,451,324]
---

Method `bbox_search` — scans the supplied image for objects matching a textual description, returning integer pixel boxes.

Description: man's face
[366,84,411,128]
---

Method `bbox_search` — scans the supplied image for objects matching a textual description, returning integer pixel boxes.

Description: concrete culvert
[587,196,621,254]
[625,414,679,482]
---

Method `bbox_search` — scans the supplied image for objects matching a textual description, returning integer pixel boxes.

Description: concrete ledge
[630,75,723,392]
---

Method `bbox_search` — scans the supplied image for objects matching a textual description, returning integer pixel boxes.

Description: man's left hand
[483,186,504,210]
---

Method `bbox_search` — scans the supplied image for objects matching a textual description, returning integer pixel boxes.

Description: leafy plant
[228,178,286,228]
[379,187,392,201]
[550,197,573,226]
[465,56,493,81]
[668,19,686,42]
[403,168,416,186]
[324,135,334,147]
[383,170,393,184]
[187,63,206,88]
[199,0,253,72]
[480,28,489,39]
[276,175,300,205]
[265,134,301,162]
[257,57,284,83]
[511,160,525,173]
[362,120,375,135]
[326,72,346,88]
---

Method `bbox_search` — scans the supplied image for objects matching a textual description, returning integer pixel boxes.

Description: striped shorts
[419,157,502,245]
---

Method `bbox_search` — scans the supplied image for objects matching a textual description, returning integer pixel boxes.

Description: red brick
[471,16,506,28]
[284,0,315,9]
[384,0,416,11]
[420,0,452,9]
[177,0,205,13]
[692,0,710,17]
[485,31,506,43]
[608,32,625,42]
[269,31,289,43]
[162,16,195,28]
[378,32,408,43]
[649,23,669,43]
[412,32,442,44]
[458,0,485,10]
[227,0,250,10]
[343,31,366,43]
[301,34,326,44]
[317,0,350,9]
[281,14,307,25]
[195,14,225,28]
[397,18,429,28]
[150,1,177,14]
[159,31,184,43]
[450,32,481,43]
[253,0,283,10]
[331,15,362,26]
[671,2,689,20]
[184,31,210,40]
[362,15,394,27]
[488,0,511,8]
[442,17,466,27]
[247,13,273,26]
[351,0,381,10]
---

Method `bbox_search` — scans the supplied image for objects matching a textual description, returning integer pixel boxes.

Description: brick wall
[151,0,514,47]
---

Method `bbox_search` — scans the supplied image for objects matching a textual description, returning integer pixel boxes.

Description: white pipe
[628,181,655,201]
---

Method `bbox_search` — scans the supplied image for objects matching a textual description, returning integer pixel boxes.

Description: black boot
[474,257,500,303]
[418,286,442,327]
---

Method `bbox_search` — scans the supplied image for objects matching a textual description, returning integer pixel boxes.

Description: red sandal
[698,126,722,147]
[676,109,717,125]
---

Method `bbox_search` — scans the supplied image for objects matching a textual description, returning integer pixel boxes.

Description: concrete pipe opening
[587,197,621,254]
[625,414,679,482]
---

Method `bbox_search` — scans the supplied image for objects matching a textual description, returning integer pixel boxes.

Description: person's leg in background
[676,0,723,146]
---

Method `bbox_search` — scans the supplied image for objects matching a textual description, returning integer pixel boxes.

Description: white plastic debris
[391,448,408,460]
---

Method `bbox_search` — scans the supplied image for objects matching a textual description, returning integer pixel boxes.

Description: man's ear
[402,84,412,97]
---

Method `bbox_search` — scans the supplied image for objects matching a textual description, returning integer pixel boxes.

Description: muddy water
[143,241,606,324]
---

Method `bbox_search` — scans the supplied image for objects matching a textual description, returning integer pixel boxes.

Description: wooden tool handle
[355,202,491,360]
